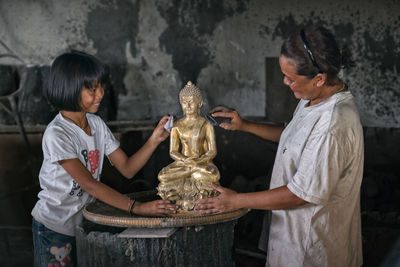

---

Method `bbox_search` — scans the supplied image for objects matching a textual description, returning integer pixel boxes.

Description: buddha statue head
[179,81,203,116]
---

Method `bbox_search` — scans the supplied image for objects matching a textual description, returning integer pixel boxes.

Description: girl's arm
[209,106,284,143]
[60,158,177,216]
[195,184,307,214]
[108,115,170,178]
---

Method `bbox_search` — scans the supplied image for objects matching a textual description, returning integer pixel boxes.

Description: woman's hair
[280,25,354,85]
[46,50,106,111]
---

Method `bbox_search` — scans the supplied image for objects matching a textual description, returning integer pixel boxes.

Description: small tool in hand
[205,112,232,126]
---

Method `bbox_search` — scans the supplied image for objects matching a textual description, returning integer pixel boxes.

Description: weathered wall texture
[0,0,399,127]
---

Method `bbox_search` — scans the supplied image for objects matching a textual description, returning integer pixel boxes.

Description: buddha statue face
[180,95,202,116]
[179,81,203,116]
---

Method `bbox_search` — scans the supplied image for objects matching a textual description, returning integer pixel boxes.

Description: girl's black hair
[280,25,354,85]
[46,50,106,111]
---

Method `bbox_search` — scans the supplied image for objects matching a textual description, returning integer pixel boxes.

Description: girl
[31,50,177,267]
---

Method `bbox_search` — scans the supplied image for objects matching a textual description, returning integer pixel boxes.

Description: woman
[196,25,364,267]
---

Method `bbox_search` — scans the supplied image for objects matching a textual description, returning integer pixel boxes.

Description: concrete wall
[0,0,399,126]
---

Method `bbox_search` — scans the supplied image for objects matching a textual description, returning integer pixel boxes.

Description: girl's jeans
[32,218,77,267]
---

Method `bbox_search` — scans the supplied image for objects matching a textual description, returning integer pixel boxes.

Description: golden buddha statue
[157,81,220,212]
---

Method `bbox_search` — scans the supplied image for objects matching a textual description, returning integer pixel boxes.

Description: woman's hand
[195,183,238,214]
[150,115,171,144]
[209,105,245,131]
[133,200,178,217]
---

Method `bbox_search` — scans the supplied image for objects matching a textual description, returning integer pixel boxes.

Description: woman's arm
[240,120,285,143]
[209,106,284,143]
[195,184,307,214]
[109,115,170,178]
[60,158,177,216]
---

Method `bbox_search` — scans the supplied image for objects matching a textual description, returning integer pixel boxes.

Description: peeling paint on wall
[156,0,245,84]
[86,0,140,64]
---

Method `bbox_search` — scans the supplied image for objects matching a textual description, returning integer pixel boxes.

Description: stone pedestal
[76,190,248,267]
[76,219,238,267]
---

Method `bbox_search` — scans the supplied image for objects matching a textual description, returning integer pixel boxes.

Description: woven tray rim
[83,190,248,228]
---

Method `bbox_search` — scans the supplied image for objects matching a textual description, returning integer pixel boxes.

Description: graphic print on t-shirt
[88,150,99,174]
[69,148,99,197]
[80,149,100,175]
[69,181,82,196]
[81,149,88,167]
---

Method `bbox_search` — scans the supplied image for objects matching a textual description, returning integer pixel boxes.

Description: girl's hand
[209,105,244,131]
[150,115,171,144]
[133,200,178,217]
[195,184,238,214]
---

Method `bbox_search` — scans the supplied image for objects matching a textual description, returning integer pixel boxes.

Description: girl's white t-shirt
[31,112,119,236]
